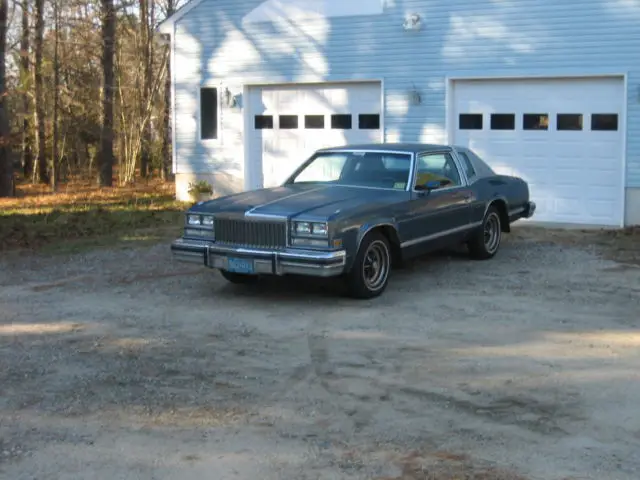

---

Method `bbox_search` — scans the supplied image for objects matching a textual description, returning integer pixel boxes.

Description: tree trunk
[161,0,174,181]
[20,0,32,179]
[34,0,47,184]
[99,0,115,187]
[0,0,10,196]
[51,0,60,191]
[0,0,12,197]
[139,0,150,178]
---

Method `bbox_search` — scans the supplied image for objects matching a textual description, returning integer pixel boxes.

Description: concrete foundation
[625,188,640,227]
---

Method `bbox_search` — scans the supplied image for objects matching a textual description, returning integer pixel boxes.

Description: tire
[220,270,259,284]
[345,231,392,299]
[468,205,502,260]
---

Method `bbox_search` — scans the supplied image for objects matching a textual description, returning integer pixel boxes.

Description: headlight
[293,221,328,237]
[295,222,311,235]
[186,214,214,231]
[311,223,327,236]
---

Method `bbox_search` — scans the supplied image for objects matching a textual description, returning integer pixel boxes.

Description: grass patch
[0,178,191,252]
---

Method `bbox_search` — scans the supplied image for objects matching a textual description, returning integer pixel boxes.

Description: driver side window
[414,153,462,189]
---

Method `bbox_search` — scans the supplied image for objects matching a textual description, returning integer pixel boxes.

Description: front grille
[214,218,287,249]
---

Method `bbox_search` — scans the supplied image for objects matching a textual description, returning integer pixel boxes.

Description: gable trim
[157,0,206,35]
[243,0,384,24]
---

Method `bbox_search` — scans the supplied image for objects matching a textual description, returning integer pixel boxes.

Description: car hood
[190,183,406,220]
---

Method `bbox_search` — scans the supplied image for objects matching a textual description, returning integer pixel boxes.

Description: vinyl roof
[317,143,454,154]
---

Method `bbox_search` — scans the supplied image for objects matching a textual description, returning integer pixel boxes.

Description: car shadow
[394,244,470,269]
[219,274,347,299]
[215,246,472,301]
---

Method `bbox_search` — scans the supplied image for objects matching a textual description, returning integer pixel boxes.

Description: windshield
[287,151,412,190]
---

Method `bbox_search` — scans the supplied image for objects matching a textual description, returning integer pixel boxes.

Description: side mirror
[415,180,441,192]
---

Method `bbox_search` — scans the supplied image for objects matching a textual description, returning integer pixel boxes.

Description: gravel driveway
[1,226,639,480]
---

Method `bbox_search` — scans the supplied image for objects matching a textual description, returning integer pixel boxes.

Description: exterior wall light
[223,87,238,108]
[403,13,422,31]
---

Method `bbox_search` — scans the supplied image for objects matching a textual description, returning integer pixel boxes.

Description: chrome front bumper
[170,238,347,277]
[170,238,209,264]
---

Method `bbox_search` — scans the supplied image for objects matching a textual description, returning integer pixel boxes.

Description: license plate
[226,257,254,274]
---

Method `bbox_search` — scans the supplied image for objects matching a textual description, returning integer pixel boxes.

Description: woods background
[0,0,188,197]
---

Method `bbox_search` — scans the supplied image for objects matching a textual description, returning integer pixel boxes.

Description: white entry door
[451,77,625,226]
[248,82,382,189]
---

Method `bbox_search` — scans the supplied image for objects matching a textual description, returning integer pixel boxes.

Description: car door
[400,152,473,249]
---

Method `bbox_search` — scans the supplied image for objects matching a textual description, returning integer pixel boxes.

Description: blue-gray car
[171,143,536,298]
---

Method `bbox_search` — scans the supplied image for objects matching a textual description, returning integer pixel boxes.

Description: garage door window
[523,114,549,130]
[557,114,583,131]
[305,115,325,129]
[200,87,218,140]
[490,113,515,130]
[254,115,274,129]
[459,114,483,130]
[279,115,298,129]
[358,114,380,130]
[591,114,618,131]
[331,114,352,129]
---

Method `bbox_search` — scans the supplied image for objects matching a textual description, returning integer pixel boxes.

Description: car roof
[316,142,454,154]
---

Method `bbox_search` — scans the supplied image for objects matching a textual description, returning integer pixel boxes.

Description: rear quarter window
[457,151,477,180]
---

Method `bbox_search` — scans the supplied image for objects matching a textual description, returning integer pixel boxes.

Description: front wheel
[345,231,392,299]
[220,270,259,284]
[467,205,502,260]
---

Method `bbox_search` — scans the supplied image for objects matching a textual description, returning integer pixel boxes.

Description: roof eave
[156,0,206,35]
[157,21,172,35]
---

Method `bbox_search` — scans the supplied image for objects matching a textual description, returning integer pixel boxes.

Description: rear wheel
[345,231,392,299]
[468,205,502,260]
[220,270,259,284]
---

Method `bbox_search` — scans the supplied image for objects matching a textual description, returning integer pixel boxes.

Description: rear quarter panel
[470,175,530,223]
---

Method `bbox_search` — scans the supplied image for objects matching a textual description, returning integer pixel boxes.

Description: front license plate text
[226,257,254,274]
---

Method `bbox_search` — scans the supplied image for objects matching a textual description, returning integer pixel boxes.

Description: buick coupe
[171,143,536,298]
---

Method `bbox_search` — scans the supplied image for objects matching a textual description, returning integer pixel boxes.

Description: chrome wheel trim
[483,212,501,254]
[362,240,390,291]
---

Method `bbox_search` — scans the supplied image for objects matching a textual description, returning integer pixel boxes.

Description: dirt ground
[1,225,639,480]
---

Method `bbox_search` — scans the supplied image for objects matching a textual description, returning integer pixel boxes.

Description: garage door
[451,77,625,226]
[248,82,382,189]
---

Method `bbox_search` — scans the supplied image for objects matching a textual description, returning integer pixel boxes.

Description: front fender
[337,219,401,272]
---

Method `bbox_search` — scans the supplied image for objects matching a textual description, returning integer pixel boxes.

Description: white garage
[246,82,382,189]
[450,76,625,227]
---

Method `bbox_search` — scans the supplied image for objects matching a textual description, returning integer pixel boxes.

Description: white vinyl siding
[170,0,640,195]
